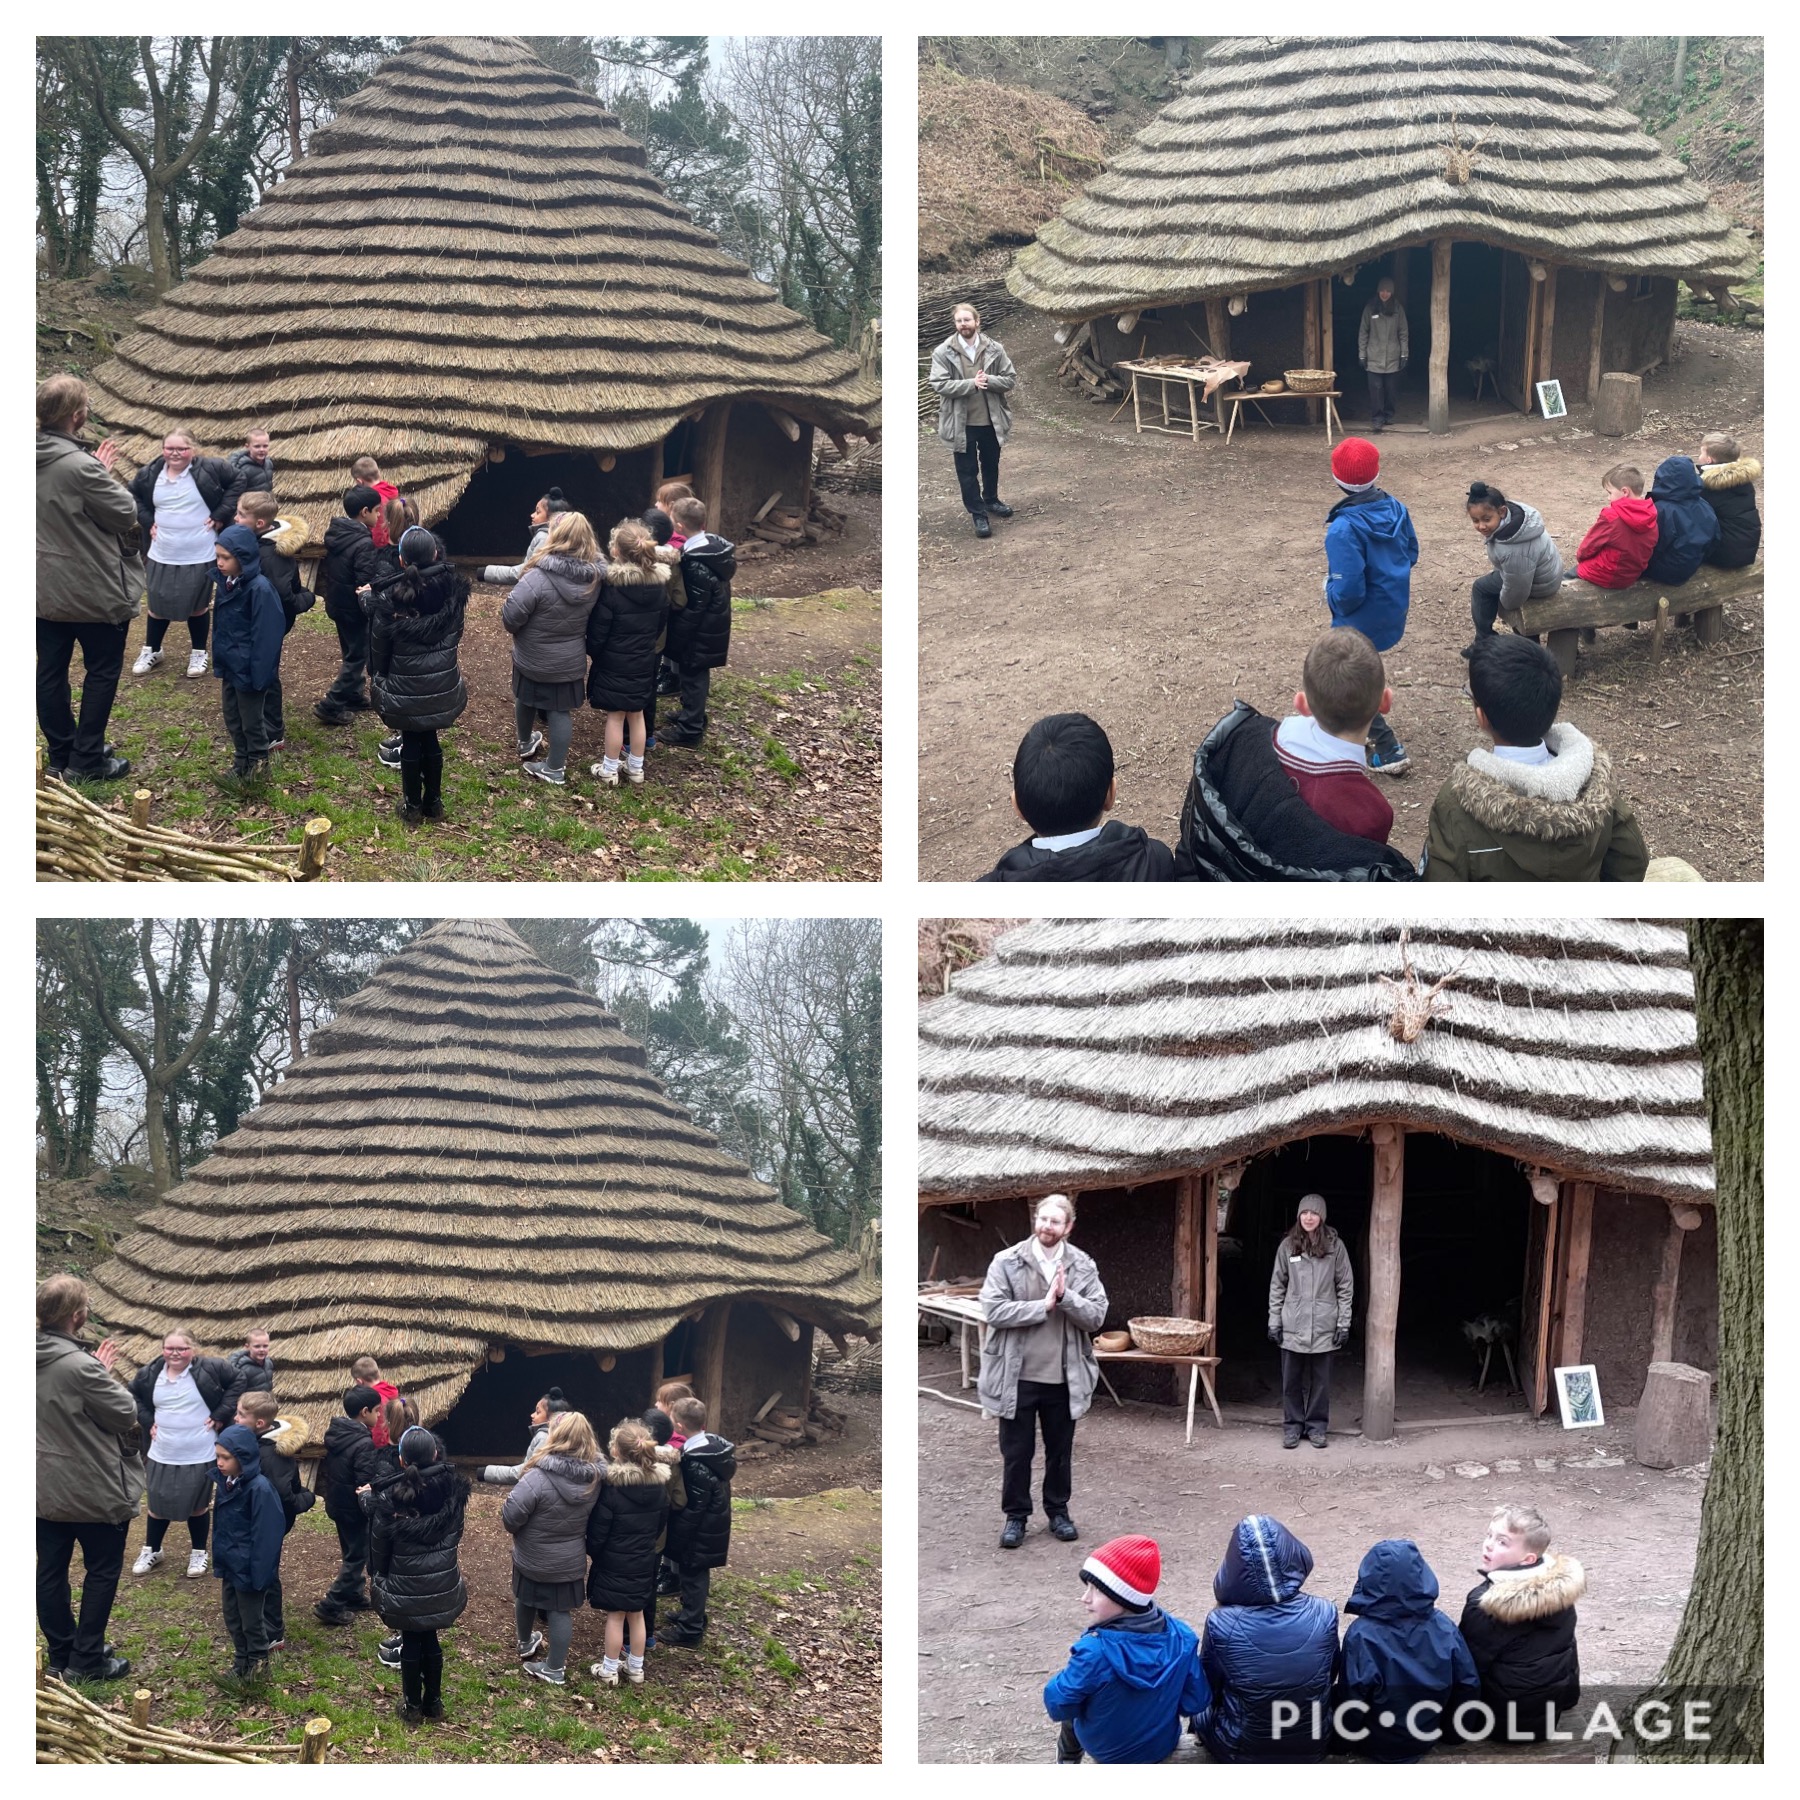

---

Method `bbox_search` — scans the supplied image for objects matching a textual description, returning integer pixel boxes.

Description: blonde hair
[670,496,706,533]
[240,1392,282,1424]
[608,1419,659,1474]
[349,455,381,481]
[1490,1503,1552,1553]
[36,1274,88,1333]
[1601,463,1644,495]
[384,1393,420,1442]
[384,494,419,542]
[523,510,600,583]
[522,1409,601,1488]
[349,1355,380,1381]
[1701,431,1739,464]
[36,374,89,433]
[238,492,281,524]
[1036,1192,1076,1225]
[607,519,660,574]
[655,1380,694,1407]
[952,301,981,324]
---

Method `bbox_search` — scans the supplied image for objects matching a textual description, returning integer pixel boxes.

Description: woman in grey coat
[1268,1195,1354,1449]
[1464,481,1565,653]
[1359,278,1409,430]
[500,1409,601,1685]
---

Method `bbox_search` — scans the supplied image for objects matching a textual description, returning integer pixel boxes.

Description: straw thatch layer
[918,920,1715,1204]
[88,920,879,1435]
[85,37,878,535]
[1008,36,1757,319]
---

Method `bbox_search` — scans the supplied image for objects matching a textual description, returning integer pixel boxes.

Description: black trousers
[221,685,274,772]
[1366,711,1401,758]
[36,1517,128,1674]
[672,1563,712,1642]
[221,1583,275,1671]
[401,1628,443,1708]
[1366,370,1400,425]
[37,618,127,774]
[1281,1349,1333,1433]
[1056,1718,1086,1762]
[323,611,369,708]
[400,729,443,807]
[953,424,1002,516]
[323,1514,369,1608]
[673,663,712,740]
[1471,569,1507,639]
[998,1378,1076,1520]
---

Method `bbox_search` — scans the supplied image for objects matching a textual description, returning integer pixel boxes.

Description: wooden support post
[1520,270,1540,415]
[1587,279,1608,403]
[693,402,732,520]
[1363,1124,1405,1441]
[1172,1173,1202,1407]
[1649,1203,1704,1364]
[1559,1181,1595,1366]
[1319,280,1334,403]
[1205,298,1231,430]
[1664,283,1680,369]
[1390,251,1409,309]
[798,1328,816,1418]
[299,1717,332,1763]
[297,816,331,881]
[1202,1170,1219,1343]
[1535,264,1559,389]
[1428,239,1452,435]
[1302,278,1321,426]
[764,405,801,442]
[694,1301,731,1417]
[797,425,816,516]
[648,1333,664,1394]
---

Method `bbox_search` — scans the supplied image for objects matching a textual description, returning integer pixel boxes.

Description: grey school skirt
[146,559,215,621]
[146,1457,215,1519]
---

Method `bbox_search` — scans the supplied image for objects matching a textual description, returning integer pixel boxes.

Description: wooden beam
[692,402,732,518]
[1520,265,1540,415]
[1172,1173,1202,1408]
[694,1301,731,1416]
[767,1305,802,1343]
[1559,1180,1595,1365]
[1302,277,1321,426]
[1203,1170,1219,1337]
[1531,1185,1560,1414]
[1648,1200,1700,1364]
[1587,278,1608,403]
[1536,264,1559,390]
[1319,280,1335,404]
[765,405,801,442]
[1205,298,1231,429]
[1362,1123,1405,1441]
[1428,239,1452,434]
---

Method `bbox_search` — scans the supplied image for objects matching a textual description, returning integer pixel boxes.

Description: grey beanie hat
[1297,1193,1328,1222]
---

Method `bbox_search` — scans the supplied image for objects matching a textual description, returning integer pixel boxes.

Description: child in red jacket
[1574,464,1658,589]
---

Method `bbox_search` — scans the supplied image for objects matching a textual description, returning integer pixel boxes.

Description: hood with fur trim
[260,1413,310,1457]
[605,559,671,589]
[1449,724,1615,843]
[258,514,309,557]
[602,1458,672,1489]
[1476,1553,1585,1622]
[1699,456,1760,491]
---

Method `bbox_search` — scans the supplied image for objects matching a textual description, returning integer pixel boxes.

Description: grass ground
[50,586,880,882]
[64,1486,879,1764]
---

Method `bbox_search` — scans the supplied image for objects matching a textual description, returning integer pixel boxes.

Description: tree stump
[1593,371,1643,437]
[1634,1361,1714,1469]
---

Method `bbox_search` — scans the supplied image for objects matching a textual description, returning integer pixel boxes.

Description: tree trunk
[1641,920,1762,1759]
[1672,36,1690,95]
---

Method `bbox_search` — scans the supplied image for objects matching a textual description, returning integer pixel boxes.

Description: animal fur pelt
[1478,1553,1586,1622]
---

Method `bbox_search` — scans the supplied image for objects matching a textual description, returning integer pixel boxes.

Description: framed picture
[1536,378,1567,419]
[1553,1363,1604,1429]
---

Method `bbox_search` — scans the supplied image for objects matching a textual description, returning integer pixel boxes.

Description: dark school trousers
[1281,1349,1333,1433]
[221,684,274,772]
[35,1517,128,1674]
[953,424,1002,516]
[400,729,443,808]
[323,1513,369,1608]
[998,1377,1075,1520]
[222,1582,275,1671]
[323,610,369,708]
[37,617,127,774]
[1366,369,1400,424]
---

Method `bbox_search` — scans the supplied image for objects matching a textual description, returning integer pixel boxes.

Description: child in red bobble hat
[1043,1534,1210,1763]
[1323,436,1419,777]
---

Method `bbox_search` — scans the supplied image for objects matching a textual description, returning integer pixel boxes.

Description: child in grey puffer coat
[499,512,602,785]
[1463,480,1564,652]
[500,1412,602,1685]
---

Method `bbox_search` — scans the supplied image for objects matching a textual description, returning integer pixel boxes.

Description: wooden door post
[1362,1124,1405,1441]
[1558,1181,1595,1365]
[1172,1173,1202,1404]
[1302,278,1321,426]
[1203,1170,1219,1339]
[694,1301,732,1418]
[1650,1203,1705,1364]
[1319,279,1335,405]
[1428,239,1452,434]
[1535,265,1559,391]
[1205,297,1232,430]
[1587,278,1608,402]
[693,402,732,519]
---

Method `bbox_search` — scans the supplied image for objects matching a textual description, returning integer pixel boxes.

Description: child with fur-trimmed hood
[584,519,671,787]
[1696,431,1761,570]
[1457,1503,1584,1742]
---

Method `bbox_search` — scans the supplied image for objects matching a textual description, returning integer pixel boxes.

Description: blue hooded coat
[209,523,285,692]
[1324,489,1418,651]
[210,1424,284,1592]
[1044,1604,1210,1764]
[1193,1516,1339,1763]
[1643,457,1720,585]
[1334,1539,1480,1761]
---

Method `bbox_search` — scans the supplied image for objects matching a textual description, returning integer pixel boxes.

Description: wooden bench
[1502,562,1762,677]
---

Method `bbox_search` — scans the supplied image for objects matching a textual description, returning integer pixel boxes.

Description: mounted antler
[1377,928,1469,1042]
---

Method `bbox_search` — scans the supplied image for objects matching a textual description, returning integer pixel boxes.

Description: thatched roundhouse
[1008,38,1757,431]
[89,920,879,1450]
[85,37,878,550]
[919,920,1716,1439]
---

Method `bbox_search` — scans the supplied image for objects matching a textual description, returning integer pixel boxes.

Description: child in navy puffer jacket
[209,523,285,782]
[210,1424,285,1683]
[1192,1515,1339,1763]
[1044,1535,1210,1763]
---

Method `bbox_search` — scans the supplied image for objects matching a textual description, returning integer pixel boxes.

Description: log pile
[748,1394,850,1447]
[1054,323,1125,403]
[745,491,850,550]
[815,433,881,495]
[36,1664,329,1764]
[37,767,330,882]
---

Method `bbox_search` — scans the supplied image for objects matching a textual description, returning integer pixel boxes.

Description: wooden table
[917,1291,988,1390]
[1222,388,1342,446]
[1118,359,1230,440]
[1095,1349,1224,1444]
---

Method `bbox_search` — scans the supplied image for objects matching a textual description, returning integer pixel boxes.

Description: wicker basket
[1128,1316,1213,1356]
[1094,1330,1133,1354]
[1284,368,1336,394]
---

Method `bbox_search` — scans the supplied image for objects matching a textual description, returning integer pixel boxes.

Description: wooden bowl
[1094,1330,1133,1354]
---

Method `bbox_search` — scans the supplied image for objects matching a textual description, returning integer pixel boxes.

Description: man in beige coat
[978,1194,1108,1549]
[37,1274,144,1682]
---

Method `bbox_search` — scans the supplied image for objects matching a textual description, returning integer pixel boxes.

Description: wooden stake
[1428,239,1452,434]
[753,491,783,523]
[1587,277,1608,403]
[1653,593,1670,662]
[1559,1181,1595,1366]
[754,1390,784,1422]
[131,1690,153,1728]
[1362,1123,1405,1441]
[130,790,152,828]
[297,817,330,881]
[298,1717,331,1764]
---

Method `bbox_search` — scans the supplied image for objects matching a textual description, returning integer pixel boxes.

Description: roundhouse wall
[1584,1190,1719,1403]
[721,406,813,539]
[1600,275,1681,377]
[719,1303,814,1439]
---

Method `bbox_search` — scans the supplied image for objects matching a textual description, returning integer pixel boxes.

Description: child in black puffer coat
[663,1396,737,1648]
[585,1420,673,1686]
[368,527,468,827]
[585,520,671,787]
[369,1427,469,1727]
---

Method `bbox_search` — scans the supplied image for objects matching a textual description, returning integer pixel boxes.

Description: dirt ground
[918,321,1763,881]
[917,1344,1703,1764]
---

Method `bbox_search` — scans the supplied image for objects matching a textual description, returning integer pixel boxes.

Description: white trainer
[186,1549,209,1577]
[590,1660,620,1687]
[626,762,646,786]
[132,1546,162,1575]
[590,761,620,787]
[186,650,209,677]
[132,647,162,675]
[626,1662,645,1685]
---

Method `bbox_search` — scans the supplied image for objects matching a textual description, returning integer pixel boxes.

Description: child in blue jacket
[1043,1535,1209,1763]
[210,522,286,783]
[1192,1515,1338,1763]
[1333,1538,1480,1761]
[211,1423,286,1684]
[1644,455,1721,584]
[1323,437,1419,778]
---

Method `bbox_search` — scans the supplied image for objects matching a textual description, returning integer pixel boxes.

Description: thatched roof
[919,920,1715,1206]
[86,37,878,534]
[1008,36,1758,320]
[88,920,879,1433]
